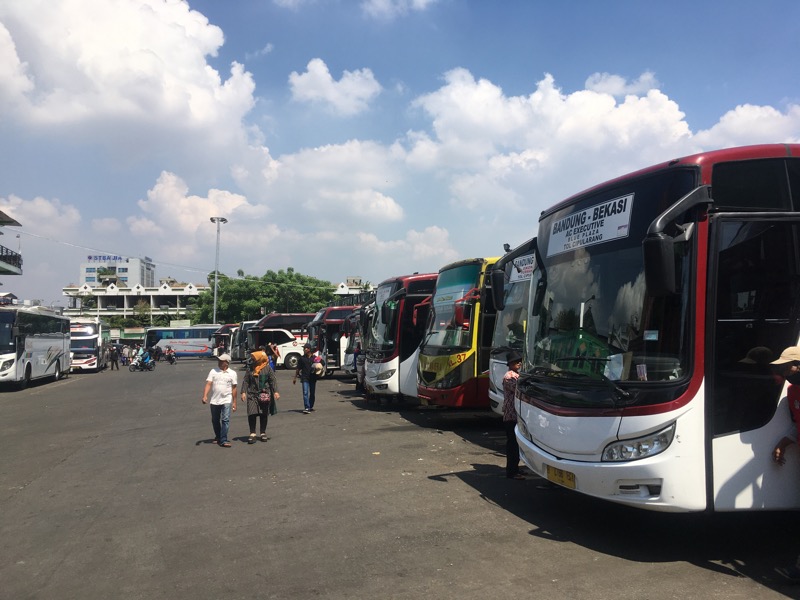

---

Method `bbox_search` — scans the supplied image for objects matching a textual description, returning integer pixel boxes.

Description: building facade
[62,280,208,320]
[80,255,156,287]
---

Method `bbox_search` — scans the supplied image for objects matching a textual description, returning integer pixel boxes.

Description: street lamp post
[210,217,228,325]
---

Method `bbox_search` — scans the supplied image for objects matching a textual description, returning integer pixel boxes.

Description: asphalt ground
[2,359,800,600]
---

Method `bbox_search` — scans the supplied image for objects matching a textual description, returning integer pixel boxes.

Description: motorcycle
[129,355,156,372]
[165,348,177,365]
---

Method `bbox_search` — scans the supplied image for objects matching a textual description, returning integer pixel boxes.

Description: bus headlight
[602,423,676,462]
[0,359,13,372]
[376,369,396,381]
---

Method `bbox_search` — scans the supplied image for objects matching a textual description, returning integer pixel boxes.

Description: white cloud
[0,194,81,238]
[0,0,254,132]
[361,0,439,20]
[694,103,800,148]
[289,58,382,116]
[357,225,458,263]
[245,43,274,62]
[585,71,660,97]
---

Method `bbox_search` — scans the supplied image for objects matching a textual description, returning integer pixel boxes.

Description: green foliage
[192,268,335,324]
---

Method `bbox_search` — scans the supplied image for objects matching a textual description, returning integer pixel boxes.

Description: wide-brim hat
[217,353,231,362]
[770,346,800,365]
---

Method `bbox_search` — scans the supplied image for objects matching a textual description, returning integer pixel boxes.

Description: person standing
[202,353,237,447]
[502,350,525,480]
[109,345,119,370]
[770,346,800,582]
[293,344,317,414]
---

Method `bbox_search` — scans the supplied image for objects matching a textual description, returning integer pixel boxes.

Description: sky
[1,0,799,306]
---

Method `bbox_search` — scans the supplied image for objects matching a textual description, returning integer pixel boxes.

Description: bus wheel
[284,353,300,370]
[53,362,61,381]
[19,365,31,390]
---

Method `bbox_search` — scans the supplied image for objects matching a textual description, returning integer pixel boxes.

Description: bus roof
[542,143,800,220]
[0,305,69,318]
[254,312,316,329]
[437,257,501,273]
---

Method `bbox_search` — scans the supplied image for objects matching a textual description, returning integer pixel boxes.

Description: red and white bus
[306,306,359,376]
[514,143,800,512]
[364,273,436,401]
[417,257,500,408]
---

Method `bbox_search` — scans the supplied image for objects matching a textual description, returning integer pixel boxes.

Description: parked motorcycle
[129,355,156,372]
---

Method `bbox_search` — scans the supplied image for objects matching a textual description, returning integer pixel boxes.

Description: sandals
[248,434,257,445]
[220,442,231,448]
[260,433,268,442]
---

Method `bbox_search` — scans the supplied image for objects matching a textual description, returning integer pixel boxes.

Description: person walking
[241,350,280,443]
[503,350,525,480]
[202,353,237,447]
[293,344,318,414]
[109,345,119,370]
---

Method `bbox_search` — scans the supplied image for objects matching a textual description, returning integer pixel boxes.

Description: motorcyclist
[165,345,176,364]
[141,348,153,365]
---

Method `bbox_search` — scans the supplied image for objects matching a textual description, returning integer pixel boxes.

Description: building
[79,255,155,287]
[0,210,23,278]
[62,280,208,321]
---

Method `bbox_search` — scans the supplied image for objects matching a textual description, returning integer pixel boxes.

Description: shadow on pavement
[430,461,800,597]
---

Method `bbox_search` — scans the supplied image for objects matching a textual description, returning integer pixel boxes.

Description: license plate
[546,465,576,489]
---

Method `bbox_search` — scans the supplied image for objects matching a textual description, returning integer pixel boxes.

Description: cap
[217,353,231,362]
[506,350,523,365]
[303,343,312,350]
[770,347,800,365]
[739,346,773,365]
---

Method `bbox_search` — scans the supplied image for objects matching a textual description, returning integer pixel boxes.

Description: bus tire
[284,353,300,370]
[53,362,61,382]
[19,364,31,390]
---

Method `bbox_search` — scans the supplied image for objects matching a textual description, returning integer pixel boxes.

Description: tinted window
[712,158,797,210]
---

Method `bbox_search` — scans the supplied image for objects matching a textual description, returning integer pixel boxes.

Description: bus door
[708,216,800,510]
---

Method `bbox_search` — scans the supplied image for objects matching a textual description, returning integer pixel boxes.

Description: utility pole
[210,217,228,324]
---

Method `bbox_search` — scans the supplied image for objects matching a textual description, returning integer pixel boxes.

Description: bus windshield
[71,339,98,351]
[424,263,481,352]
[371,282,401,351]
[526,169,695,390]
[0,312,14,353]
[491,253,535,352]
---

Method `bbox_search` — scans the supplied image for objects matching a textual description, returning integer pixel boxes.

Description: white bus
[0,306,70,388]
[70,318,110,372]
[487,239,536,415]
[144,325,220,358]
[512,144,800,512]
[247,328,309,370]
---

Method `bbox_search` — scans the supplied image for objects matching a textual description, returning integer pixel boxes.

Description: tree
[192,268,335,324]
[133,300,152,327]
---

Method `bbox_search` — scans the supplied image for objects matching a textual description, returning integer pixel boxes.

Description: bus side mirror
[381,303,390,324]
[643,234,677,296]
[531,278,546,316]
[12,326,19,337]
[490,268,506,312]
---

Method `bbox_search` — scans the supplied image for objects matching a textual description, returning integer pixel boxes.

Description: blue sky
[1,0,799,305]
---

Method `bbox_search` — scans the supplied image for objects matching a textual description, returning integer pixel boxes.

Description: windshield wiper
[532,360,635,407]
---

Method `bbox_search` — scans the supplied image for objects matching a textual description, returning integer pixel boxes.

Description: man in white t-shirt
[202,353,238,447]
